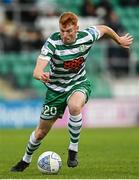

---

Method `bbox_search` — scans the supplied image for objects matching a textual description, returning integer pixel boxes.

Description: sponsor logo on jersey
[64,57,84,70]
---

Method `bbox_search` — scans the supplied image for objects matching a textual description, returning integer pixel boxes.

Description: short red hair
[59,12,78,27]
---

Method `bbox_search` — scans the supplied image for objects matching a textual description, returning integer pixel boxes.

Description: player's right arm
[33,36,55,83]
[33,57,50,83]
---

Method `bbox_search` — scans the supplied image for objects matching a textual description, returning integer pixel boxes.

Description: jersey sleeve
[85,26,101,42]
[38,37,55,61]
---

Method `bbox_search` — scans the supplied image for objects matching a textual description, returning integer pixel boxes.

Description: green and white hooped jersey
[39,26,100,92]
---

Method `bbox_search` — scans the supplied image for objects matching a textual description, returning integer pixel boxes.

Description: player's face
[60,24,79,44]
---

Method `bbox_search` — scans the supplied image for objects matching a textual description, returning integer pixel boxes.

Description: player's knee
[35,129,46,141]
[68,104,82,115]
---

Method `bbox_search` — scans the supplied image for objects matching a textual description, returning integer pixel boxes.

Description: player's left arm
[96,25,133,48]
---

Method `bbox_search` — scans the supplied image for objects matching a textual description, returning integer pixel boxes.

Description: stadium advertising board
[0,99,68,128]
[0,99,138,128]
[84,98,139,127]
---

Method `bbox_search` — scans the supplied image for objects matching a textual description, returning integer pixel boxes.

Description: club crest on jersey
[79,45,87,52]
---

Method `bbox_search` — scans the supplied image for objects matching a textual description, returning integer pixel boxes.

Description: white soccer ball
[37,151,62,174]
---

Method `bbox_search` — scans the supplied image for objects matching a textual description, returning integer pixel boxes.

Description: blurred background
[0,0,139,128]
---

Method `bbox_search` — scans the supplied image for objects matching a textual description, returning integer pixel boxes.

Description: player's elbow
[99,25,110,34]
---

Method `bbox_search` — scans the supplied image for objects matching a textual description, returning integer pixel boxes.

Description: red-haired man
[11,12,133,171]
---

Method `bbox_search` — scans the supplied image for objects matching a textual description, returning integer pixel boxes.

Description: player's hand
[40,72,51,83]
[118,33,133,48]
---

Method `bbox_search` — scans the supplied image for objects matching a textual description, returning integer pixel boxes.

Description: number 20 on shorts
[43,105,57,116]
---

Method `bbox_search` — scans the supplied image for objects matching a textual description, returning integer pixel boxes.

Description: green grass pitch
[0,127,139,179]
